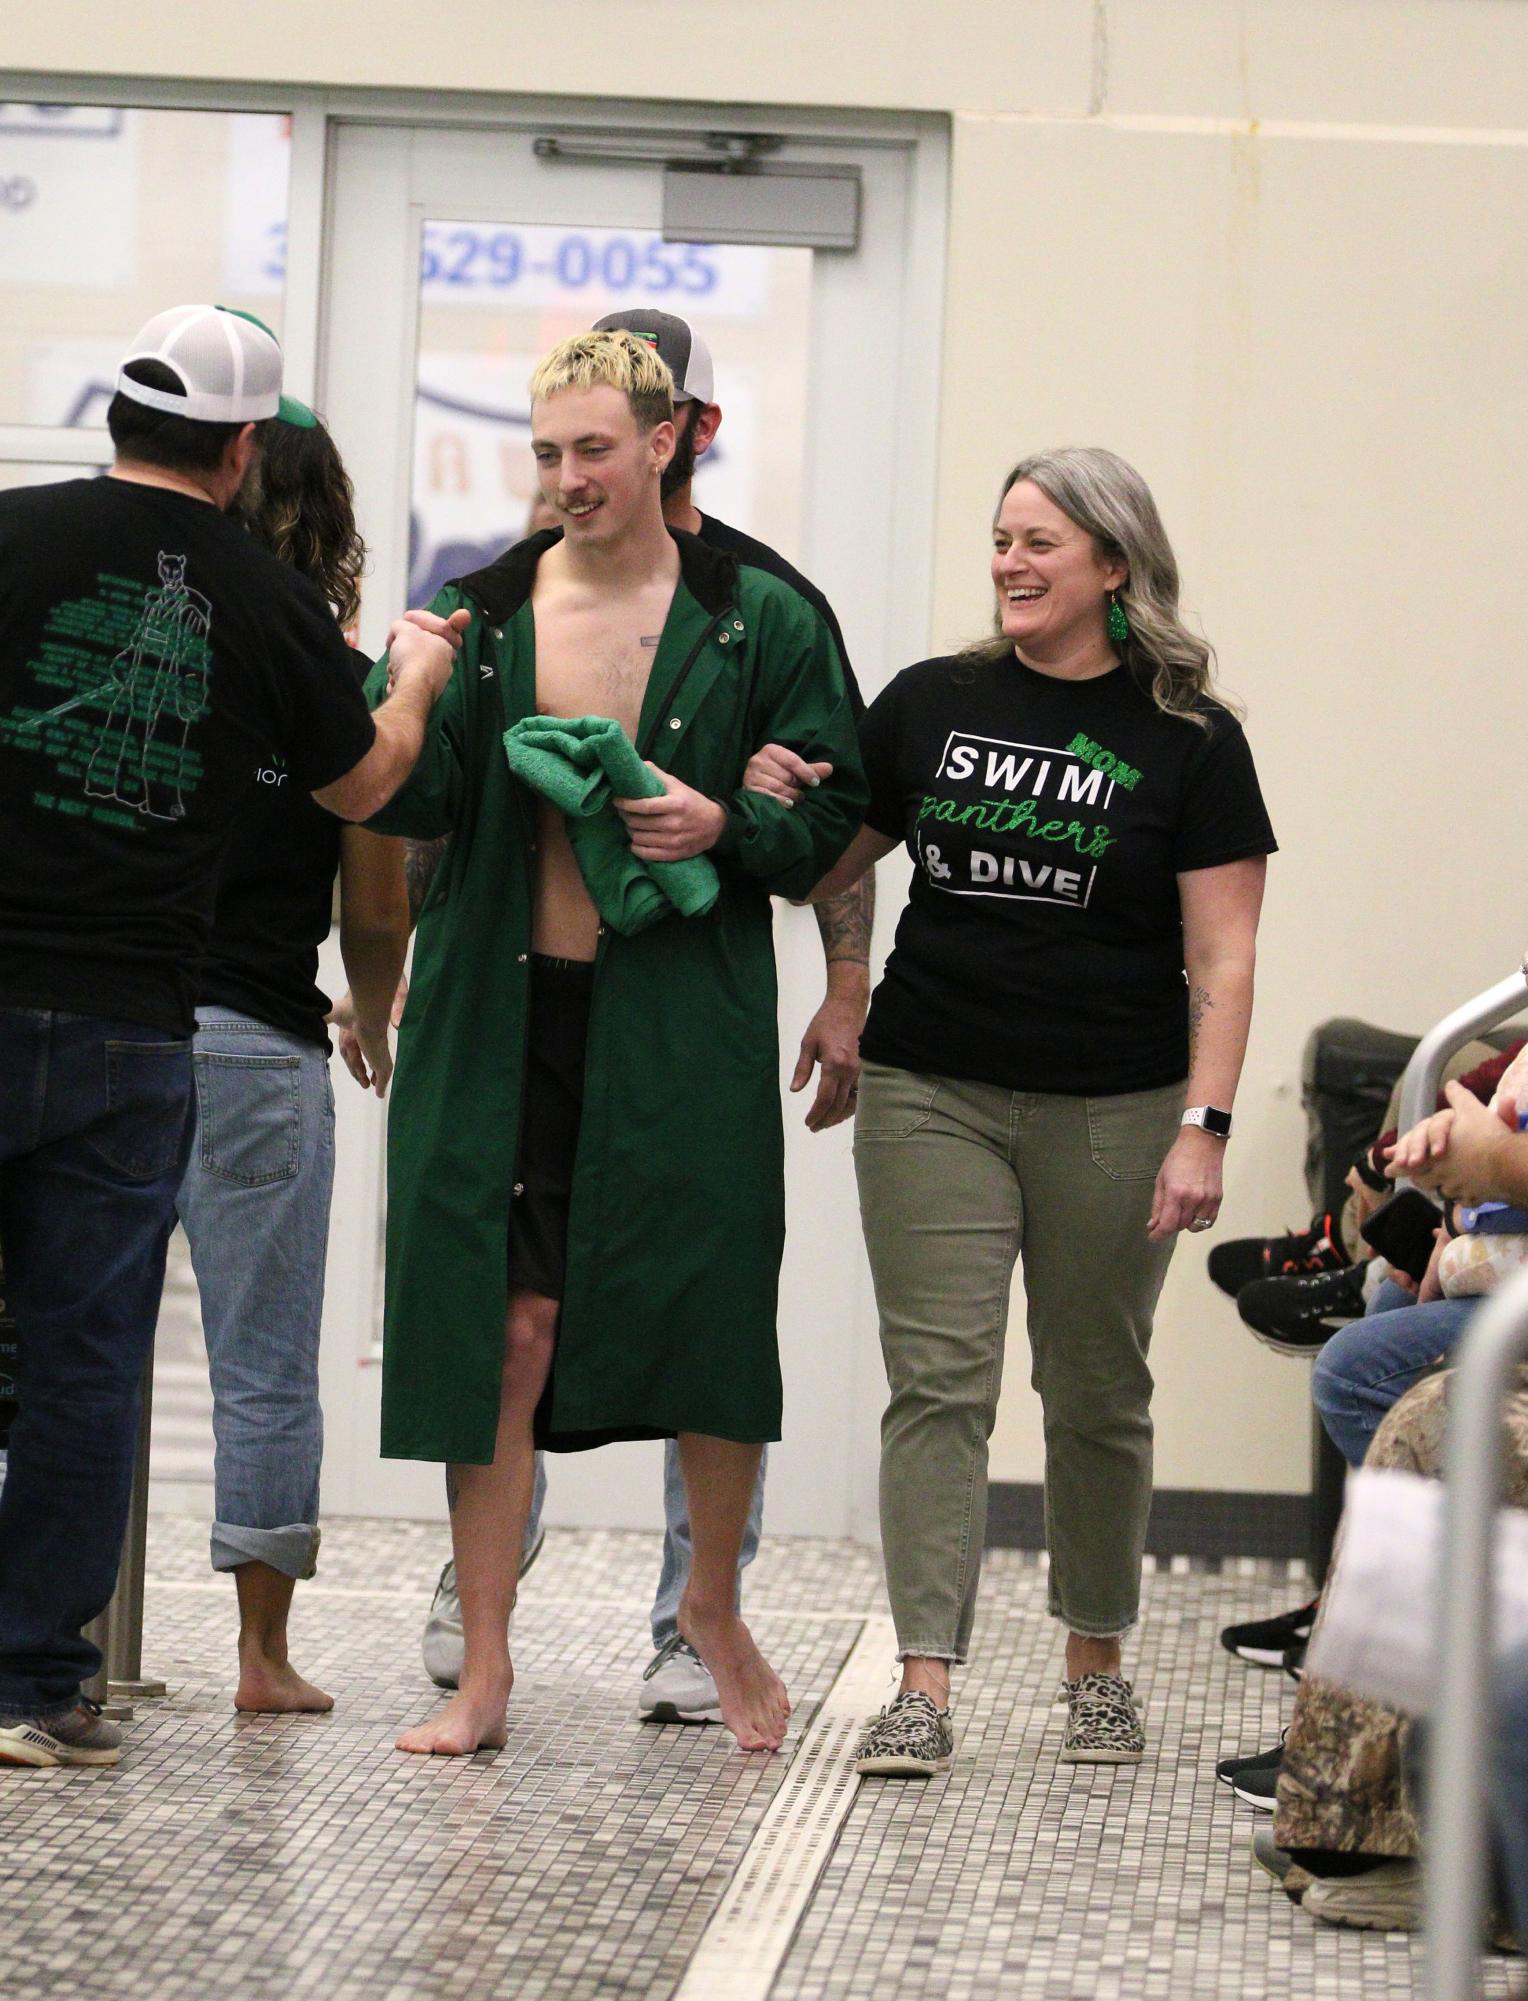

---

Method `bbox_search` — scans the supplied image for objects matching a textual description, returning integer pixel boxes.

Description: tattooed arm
[405,834,451,925]
[1146,856,1267,1241]
[790,872,877,1133]
[328,833,450,1074]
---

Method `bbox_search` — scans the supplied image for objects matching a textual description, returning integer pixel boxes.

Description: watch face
[1202,1107,1233,1138]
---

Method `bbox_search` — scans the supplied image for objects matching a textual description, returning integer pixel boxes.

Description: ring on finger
[1189,1216,1213,1232]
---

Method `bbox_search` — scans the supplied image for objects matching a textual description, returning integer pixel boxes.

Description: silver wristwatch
[1181,1105,1233,1140]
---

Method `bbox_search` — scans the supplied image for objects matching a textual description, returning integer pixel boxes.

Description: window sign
[1,106,290,430]
[0,107,138,287]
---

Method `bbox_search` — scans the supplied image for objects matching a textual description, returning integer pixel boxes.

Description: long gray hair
[964,446,1233,727]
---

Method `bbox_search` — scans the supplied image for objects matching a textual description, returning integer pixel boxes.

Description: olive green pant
[853,1060,1185,1660]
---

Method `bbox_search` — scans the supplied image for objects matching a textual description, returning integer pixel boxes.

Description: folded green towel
[502,714,719,935]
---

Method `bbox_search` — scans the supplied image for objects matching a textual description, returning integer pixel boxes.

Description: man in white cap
[0,305,462,1771]
[396,308,874,1728]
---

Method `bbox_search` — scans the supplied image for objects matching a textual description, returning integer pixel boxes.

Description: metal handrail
[1427,1264,1528,2000]
[1395,960,1528,1149]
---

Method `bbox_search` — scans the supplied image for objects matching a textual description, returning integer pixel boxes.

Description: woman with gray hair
[749,447,1275,1770]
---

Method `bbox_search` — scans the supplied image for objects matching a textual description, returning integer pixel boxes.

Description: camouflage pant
[1273,1365,1528,1857]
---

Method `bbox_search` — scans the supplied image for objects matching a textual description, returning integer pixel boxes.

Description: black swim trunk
[506,955,594,1303]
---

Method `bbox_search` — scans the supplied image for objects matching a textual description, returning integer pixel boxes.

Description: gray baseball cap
[592,309,715,405]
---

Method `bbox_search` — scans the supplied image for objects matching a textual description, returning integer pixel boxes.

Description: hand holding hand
[1401,1079,1516,1205]
[386,607,471,699]
[743,742,833,808]
[615,765,727,861]
[1148,1127,1225,1242]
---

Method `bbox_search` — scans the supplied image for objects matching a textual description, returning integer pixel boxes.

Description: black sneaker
[1220,1600,1319,1668]
[1230,1757,1280,1812]
[1216,1731,1287,1785]
[1235,1263,1367,1355]
[1208,1213,1349,1298]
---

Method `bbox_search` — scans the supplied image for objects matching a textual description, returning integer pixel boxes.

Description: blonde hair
[528,329,674,432]
[964,446,1236,728]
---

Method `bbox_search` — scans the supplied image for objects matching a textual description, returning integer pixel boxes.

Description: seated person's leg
[1494,1641,1528,1947]
[1311,1292,1478,1469]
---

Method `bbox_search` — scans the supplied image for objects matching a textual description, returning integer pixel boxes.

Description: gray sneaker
[1059,1672,1146,1763]
[638,1637,723,1724]
[1303,1859,1421,1932]
[853,1691,955,1776]
[0,1699,123,1769]
[420,1524,547,1689]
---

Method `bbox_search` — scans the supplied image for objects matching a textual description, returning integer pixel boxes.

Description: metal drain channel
[672,1615,895,2001]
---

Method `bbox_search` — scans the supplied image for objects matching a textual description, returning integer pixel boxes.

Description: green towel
[502,714,719,935]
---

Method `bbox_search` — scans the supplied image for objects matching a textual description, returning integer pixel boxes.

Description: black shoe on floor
[1220,1600,1319,1668]
[1216,1735,1286,1786]
[1208,1213,1350,1299]
[1231,1758,1280,1812]
[1236,1263,1368,1355]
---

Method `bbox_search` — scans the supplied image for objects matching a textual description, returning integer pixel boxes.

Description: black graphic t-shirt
[0,477,377,1036]
[858,654,1277,1095]
[198,647,373,1048]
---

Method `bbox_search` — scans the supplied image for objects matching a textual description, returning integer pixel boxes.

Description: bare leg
[675,1433,790,1751]
[397,1288,556,1755]
[1065,1633,1122,1679]
[232,1562,333,1713]
[898,1656,951,1707]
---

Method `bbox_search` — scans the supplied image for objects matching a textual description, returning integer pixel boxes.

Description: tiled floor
[7,1521,1521,2000]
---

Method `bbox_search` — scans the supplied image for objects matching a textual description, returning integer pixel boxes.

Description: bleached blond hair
[528,329,674,432]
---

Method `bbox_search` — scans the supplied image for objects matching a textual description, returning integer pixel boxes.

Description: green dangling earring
[1107,592,1130,646]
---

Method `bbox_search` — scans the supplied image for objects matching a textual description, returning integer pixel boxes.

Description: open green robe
[364,529,867,1462]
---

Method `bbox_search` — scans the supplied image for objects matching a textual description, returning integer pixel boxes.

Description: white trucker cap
[114,304,284,424]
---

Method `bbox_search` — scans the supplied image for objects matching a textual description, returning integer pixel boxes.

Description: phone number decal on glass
[422,226,719,298]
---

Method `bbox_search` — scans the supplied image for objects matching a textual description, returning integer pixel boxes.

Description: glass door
[316,113,940,1538]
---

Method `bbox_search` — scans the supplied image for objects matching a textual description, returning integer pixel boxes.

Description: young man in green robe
[366,332,866,1754]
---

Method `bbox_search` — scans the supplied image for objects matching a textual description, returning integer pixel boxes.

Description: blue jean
[1313,1279,1479,1468]
[0,1007,191,1717]
[1495,1642,1528,1945]
[176,1010,335,1580]
[522,1437,766,1649]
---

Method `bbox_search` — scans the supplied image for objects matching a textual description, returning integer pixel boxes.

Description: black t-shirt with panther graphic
[0,477,376,1036]
[857,653,1277,1096]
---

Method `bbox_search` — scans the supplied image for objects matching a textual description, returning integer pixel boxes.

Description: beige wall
[10,0,1526,1495]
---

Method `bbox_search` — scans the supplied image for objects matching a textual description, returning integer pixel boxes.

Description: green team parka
[364,528,868,1462]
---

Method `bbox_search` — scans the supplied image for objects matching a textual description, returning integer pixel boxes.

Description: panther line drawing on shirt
[31,553,214,822]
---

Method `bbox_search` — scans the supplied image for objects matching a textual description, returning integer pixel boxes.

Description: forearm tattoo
[814,870,875,964]
[1189,982,1215,1061]
[405,835,450,925]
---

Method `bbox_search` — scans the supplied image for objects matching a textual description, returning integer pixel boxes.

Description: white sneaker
[638,1637,723,1724]
[420,1524,546,1689]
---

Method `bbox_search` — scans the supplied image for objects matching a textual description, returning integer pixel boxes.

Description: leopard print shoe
[853,1691,955,1777]
[1059,1672,1145,1764]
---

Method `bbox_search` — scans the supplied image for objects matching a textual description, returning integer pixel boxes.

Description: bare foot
[396,1673,512,1756]
[679,1602,790,1751]
[234,1656,335,1714]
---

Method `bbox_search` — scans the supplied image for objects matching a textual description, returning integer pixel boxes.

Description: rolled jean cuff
[0,1694,82,1723]
[211,1521,320,1581]
[1048,1602,1137,1641]
[895,1644,962,1665]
